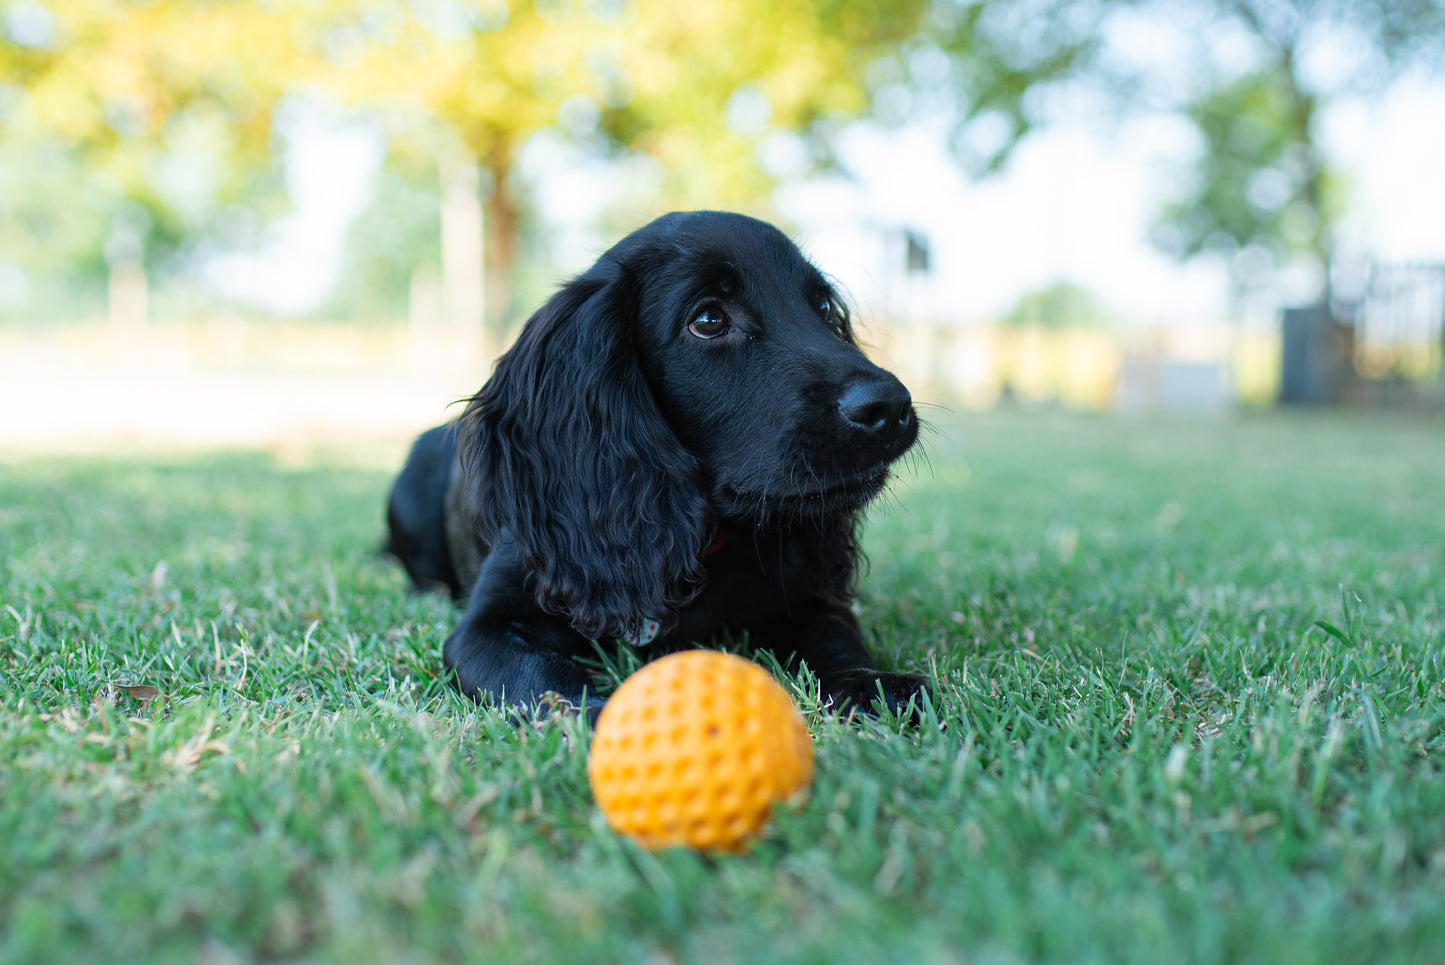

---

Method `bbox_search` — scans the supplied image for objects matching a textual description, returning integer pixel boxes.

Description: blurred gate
[1350,262,1445,401]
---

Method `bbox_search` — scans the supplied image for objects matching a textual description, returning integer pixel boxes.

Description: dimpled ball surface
[587,650,814,852]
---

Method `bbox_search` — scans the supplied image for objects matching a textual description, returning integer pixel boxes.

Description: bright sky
[206,103,386,315]
[1327,79,1445,263]
[209,76,1445,327]
[784,76,1445,328]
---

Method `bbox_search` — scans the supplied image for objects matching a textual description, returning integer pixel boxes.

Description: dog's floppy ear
[457,257,710,640]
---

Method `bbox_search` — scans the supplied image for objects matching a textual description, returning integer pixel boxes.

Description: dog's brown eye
[689,308,729,339]
[818,297,832,318]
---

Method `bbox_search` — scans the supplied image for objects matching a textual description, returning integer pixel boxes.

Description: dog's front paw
[822,669,931,721]
[534,690,605,726]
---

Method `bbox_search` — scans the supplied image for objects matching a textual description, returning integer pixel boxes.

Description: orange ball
[587,650,814,852]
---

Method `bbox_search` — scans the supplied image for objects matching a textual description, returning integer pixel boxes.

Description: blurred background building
[1,0,1442,448]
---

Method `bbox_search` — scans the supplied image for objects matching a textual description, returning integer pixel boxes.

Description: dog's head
[624,212,917,519]
[459,210,918,638]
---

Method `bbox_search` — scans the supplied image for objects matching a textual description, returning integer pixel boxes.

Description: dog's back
[385,424,463,598]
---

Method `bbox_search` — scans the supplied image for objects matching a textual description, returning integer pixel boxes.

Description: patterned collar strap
[626,618,663,647]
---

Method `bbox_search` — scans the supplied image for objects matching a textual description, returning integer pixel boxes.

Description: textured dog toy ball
[587,650,814,852]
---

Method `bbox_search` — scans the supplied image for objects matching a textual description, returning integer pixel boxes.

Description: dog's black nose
[838,376,913,442]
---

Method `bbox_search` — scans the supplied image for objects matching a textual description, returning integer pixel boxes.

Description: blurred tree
[5,0,935,326]
[1004,280,1111,329]
[309,0,931,327]
[1151,64,1348,301]
[604,0,930,200]
[0,135,111,318]
[0,0,298,291]
[914,0,1444,305]
[913,0,1117,175]
[1148,0,1445,302]
[321,160,441,321]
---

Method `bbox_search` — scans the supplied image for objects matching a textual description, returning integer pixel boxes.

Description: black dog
[386,211,929,717]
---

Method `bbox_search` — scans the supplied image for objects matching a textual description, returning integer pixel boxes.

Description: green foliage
[0,1,295,255]
[597,0,931,202]
[310,0,933,317]
[1152,68,1336,270]
[1003,280,1112,328]
[913,0,1445,295]
[0,134,110,318]
[321,165,442,321]
[1147,0,1445,291]
[918,0,1114,174]
[4,412,1445,961]
[2,0,938,321]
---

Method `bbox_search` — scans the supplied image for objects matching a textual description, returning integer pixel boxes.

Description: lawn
[3,411,1444,964]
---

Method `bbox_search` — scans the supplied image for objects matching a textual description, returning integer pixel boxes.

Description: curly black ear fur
[457,257,711,640]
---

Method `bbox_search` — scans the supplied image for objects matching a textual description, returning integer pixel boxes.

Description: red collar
[701,529,729,558]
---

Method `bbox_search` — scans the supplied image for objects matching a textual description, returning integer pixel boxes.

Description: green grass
[3,411,1444,964]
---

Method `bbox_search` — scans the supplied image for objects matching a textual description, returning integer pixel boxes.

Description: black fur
[383,424,460,597]
[386,211,929,717]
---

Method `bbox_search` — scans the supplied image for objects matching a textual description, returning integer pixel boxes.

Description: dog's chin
[717,465,892,521]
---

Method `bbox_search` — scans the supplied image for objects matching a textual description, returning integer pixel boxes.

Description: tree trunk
[483,170,522,347]
[1280,46,1331,297]
[107,265,148,360]
[440,151,487,372]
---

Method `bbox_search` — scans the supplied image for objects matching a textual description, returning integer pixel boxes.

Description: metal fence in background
[1284,261,1445,406]
[1347,261,1445,401]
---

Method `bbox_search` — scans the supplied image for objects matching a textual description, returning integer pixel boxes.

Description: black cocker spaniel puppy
[386,210,929,717]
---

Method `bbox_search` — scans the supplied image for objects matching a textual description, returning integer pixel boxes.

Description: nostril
[839,380,913,440]
[845,399,893,432]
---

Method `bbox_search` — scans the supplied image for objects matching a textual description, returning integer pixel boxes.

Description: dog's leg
[443,620,595,714]
[777,605,931,718]
[442,539,597,715]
